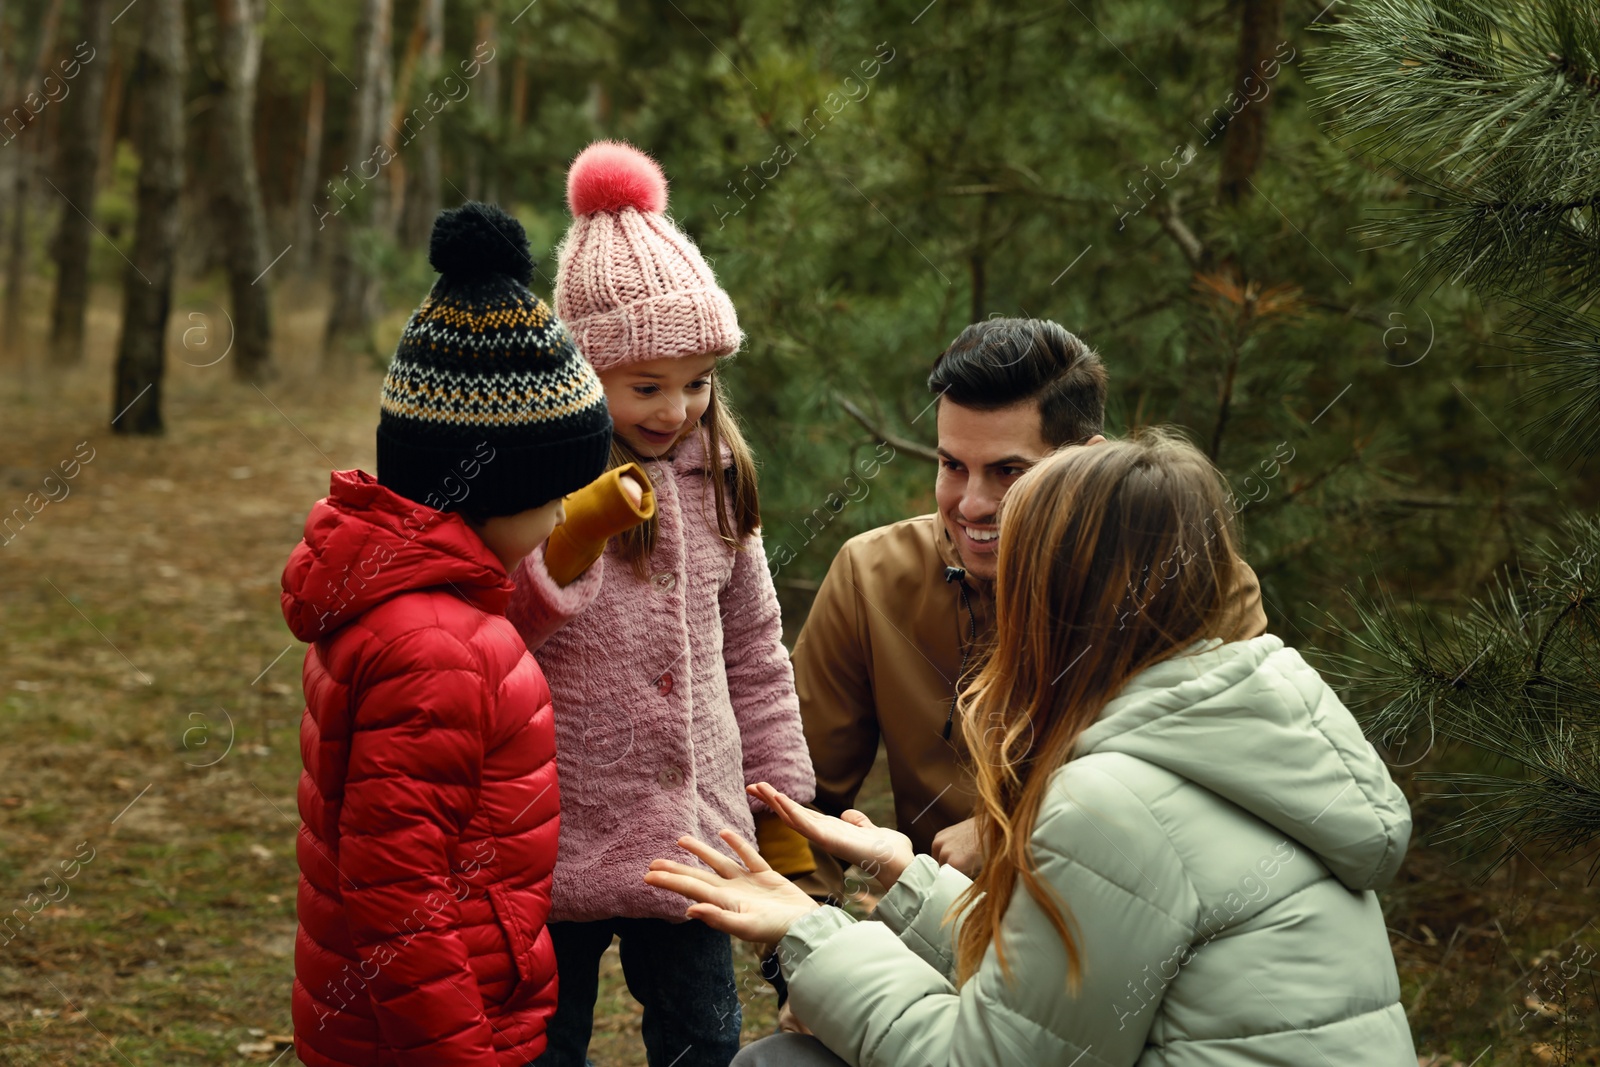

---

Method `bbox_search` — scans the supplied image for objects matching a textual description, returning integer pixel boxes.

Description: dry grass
[0,281,1594,1066]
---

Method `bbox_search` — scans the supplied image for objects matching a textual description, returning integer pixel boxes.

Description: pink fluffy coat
[506,430,815,922]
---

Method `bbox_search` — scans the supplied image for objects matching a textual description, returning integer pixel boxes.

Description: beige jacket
[791,512,1267,856]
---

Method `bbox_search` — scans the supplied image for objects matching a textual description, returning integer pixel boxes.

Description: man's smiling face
[934,399,1051,581]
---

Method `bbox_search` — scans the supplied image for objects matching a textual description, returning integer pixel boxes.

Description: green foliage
[1333,515,1600,864]
[12,0,1587,837]
[307,0,1556,656]
[1315,0,1600,862]
[1313,0,1600,446]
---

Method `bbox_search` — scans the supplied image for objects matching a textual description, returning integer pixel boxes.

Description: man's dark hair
[927,318,1108,447]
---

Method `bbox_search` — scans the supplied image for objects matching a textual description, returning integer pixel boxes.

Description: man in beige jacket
[790,318,1268,879]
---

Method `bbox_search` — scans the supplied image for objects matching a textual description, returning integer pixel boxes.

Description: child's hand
[748,782,915,891]
[645,830,820,944]
[543,465,655,586]
[619,474,645,510]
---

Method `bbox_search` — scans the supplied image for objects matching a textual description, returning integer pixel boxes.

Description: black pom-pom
[428,201,534,286]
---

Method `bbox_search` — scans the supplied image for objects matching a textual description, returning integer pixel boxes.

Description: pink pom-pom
[567,141,668,216]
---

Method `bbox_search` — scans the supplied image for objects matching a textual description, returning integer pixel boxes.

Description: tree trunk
[400,0,443,246]
[378,0,431,240]
[211,0,274,381]
[49,0,112,366]
[96,43,124,188]
[323,0,392,367]
[111,0,184,435]
[1218,0,1284,205]
[469,11,497,203]
[2,0,65,357]
[292,73,325,271]
[509,54,528,129]
[967,190,992,323]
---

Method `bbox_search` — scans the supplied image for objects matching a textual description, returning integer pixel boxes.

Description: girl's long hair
[952,428,1243,988]
[609,369,761,578]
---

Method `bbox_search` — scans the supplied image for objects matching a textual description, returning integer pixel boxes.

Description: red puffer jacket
[282,469,560,1067]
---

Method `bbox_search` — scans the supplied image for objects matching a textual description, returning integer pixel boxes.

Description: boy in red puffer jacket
[280,202,649,1067]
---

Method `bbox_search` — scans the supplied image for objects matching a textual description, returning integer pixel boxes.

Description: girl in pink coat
[506,141,815,1067]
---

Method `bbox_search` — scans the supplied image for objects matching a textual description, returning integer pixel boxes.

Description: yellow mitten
[754,811,818,878]
[543,463,655,586]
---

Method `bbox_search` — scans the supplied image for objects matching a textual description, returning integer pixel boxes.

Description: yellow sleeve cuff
[543,463,656,587]
[755,811,818,878]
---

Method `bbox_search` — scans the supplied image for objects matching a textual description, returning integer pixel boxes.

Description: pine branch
[1516,299,1600,461]
[1314,0,1600,179]
[1330,517,1600,860]
[1156,194,1208,270]
[1317,0,1600,462]
[833,393,940,463]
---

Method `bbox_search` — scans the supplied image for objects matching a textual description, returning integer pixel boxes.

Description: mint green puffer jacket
[778,635,1416,1067]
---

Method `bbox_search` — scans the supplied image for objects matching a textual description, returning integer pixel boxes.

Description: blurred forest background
[0,0,1597,1063]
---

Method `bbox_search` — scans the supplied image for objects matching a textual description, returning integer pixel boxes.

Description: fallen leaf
[1524,994,1562,1020]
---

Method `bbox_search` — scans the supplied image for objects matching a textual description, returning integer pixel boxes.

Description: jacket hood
[1075,635,1411,892]
[281,469,512,642]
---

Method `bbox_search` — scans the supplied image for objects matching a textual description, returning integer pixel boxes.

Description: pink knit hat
[554,141,742,372]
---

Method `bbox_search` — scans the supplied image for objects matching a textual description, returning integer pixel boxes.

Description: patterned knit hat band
[554,140,743,371]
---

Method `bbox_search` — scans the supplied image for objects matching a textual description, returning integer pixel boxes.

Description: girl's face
[598,354,719,458]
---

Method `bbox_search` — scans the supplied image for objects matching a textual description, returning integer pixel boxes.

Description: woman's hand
[644,830,820,944]
[747,782,915,891]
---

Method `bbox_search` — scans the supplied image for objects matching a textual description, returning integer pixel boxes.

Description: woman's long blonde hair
[609,371,761,578]
[953,428,1243,988]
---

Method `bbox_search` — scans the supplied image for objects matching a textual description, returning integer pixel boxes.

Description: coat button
[658,766,683,788]
[656,671,674,696]
[651,571,677,593]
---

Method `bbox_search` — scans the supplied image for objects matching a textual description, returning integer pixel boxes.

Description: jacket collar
[663,426,733,476]
[932,510,995,643]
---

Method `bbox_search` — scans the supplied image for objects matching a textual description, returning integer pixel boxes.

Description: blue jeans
[532,917,741,1067]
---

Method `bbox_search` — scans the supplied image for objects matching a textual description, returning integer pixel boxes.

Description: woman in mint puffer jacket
[645,429,1417,1067]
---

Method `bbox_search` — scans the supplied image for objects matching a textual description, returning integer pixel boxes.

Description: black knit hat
[376,202,614,518]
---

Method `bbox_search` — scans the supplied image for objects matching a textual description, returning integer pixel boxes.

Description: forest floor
[0,282,1595,1066]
